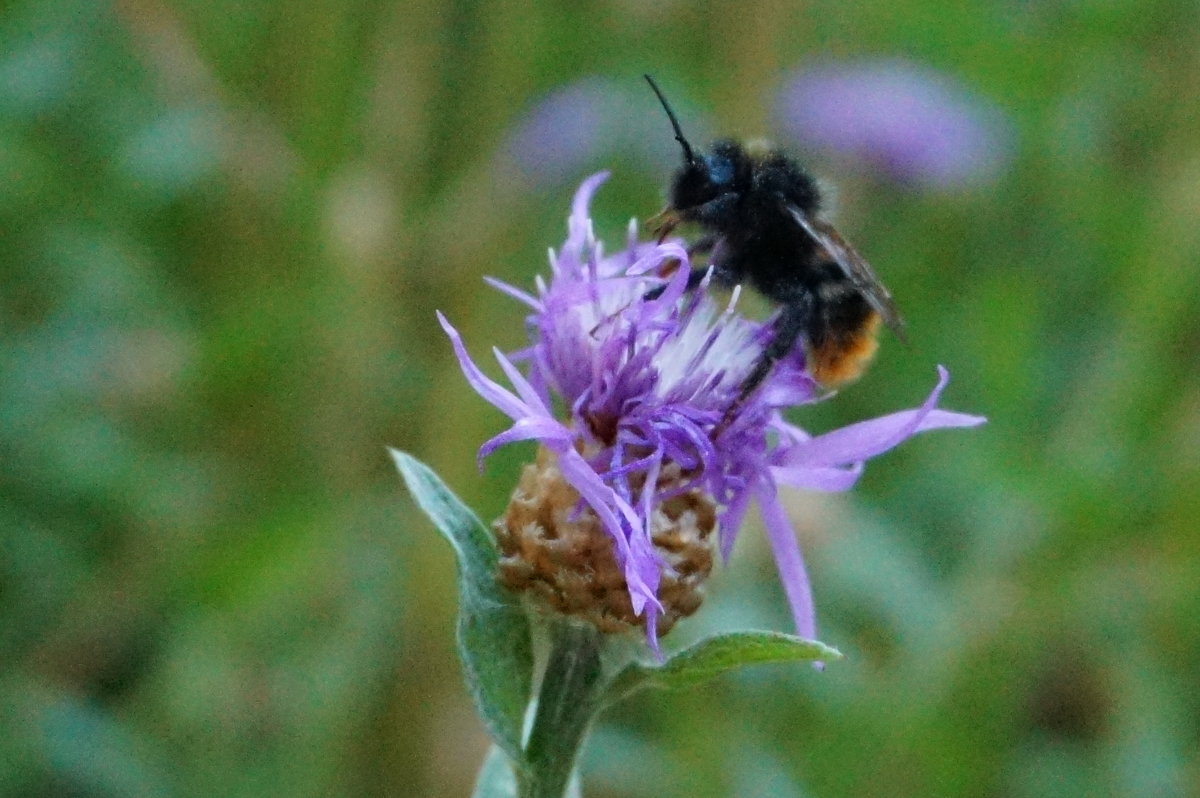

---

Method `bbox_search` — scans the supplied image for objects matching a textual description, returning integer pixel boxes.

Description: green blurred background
[3,0,1198,796]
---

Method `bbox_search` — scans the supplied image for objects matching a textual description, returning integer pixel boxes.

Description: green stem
[519,622,604,798]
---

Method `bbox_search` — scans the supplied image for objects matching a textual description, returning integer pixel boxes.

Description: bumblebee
[643,75,905,401]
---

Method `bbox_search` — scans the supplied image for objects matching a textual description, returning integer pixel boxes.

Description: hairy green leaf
[605,630,841,705]
[391,449,533,763]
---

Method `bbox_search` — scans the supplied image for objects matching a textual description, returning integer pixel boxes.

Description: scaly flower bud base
[495,447,716,637]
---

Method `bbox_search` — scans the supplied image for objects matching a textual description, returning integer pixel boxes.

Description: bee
[643,74,906,404]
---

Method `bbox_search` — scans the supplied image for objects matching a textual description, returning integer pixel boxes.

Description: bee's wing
[784,204,907,342]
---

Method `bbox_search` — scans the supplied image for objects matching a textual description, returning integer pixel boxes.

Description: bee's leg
[648,208,681,242]
[742,301,810,400]
[687,234,718,257]
[714,299,812,435]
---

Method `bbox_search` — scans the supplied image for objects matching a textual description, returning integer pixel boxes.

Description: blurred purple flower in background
[504,79,613,185]
[440,174,984,649]
[776,59,1014,189]
[504,77,688,187]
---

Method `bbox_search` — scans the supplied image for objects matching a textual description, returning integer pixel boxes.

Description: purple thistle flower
[440,173,984,650]
[776,59,1013,189]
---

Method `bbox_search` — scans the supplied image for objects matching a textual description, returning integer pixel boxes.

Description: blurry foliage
[1,0,1198,796]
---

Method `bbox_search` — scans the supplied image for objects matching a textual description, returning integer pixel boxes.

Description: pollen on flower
[495,447,716,636]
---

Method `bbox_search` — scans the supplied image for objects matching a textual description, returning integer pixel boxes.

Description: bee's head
[672,139,744,208]
[644,76,742,212]
[668,144,739,210]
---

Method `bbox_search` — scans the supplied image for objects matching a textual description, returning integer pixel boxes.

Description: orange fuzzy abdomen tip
[808,312,882,386]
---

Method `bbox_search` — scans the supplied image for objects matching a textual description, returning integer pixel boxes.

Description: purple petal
[483,276,542,310]
[639,455,663,530]
[643,606,663,660]
[638,248,695,315]
[555,446,661,613]
[760,348,818,407]
[437,311,531,421]
[564,171,609,260]
[492,347,552,415]
[624,522,665,617]
[718,485,753,562]
[626,242,689,276]
[770,462,864,492]
[778,366,985,468]
[478,417,573,466]
[754,478,816,641]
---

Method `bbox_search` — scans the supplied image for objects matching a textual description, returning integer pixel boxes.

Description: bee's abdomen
[808,311,881,386]
[805,272,881,386]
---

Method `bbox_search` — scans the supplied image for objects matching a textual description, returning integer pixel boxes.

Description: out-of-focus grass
[1,1,1198,796]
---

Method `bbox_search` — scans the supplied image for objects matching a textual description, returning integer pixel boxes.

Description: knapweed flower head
[439,173,984,651]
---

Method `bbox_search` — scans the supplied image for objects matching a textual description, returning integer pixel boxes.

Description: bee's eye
[705,155,734,187]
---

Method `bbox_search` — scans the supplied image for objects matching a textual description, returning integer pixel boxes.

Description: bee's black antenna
[644,74,697,166]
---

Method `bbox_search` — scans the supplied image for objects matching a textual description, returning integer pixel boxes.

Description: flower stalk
[521,622,605,798]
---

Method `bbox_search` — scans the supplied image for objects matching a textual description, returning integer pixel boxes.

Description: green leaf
[390,449,533,763]
[604,630,841,705]
[471,747,517,798]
